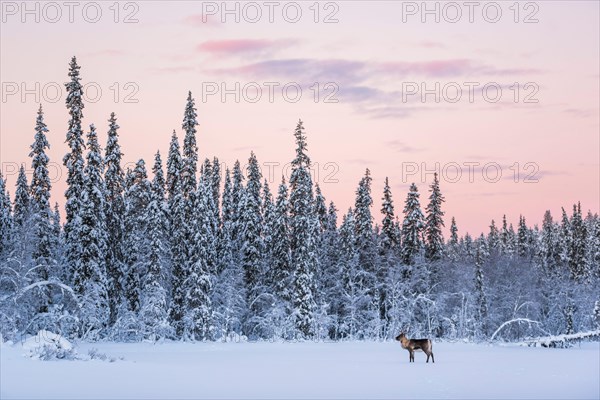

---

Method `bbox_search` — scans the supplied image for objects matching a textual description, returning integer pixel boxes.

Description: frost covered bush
[31,343,78,360]
[87,347,118,362]
[23,330,78,360]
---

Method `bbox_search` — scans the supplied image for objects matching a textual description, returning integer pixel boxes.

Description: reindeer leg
[431,352,434,363]
[426,353,430,363]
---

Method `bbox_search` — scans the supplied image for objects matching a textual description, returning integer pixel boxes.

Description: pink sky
[1,1,598,236]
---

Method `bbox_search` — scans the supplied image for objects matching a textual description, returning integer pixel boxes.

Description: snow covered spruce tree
[262,180,276,281]
[28,105,54,317]
[270,178,293,323]
[166,131,187,336]
[139,151,173,340]
[230,160,245,246]
[0,173,12,258]
[182,91,199,197]
[401,183,425,265]
[474,235,489,338]
[13,166,32,268]
[240,152,269,338]
[289,120,318,339]
[212,168,247,340]
[104,112,126,325]
[378,177,400,334]
[352,169,379,336]
[424,172,445,262]
[321,202,341,339]
[63,56,86,287]
[487,219,500,255]
[118,159,152,340]
[77,124,110,338]
[380,177,400,253]
[175,92,201,339]
[184,176,215,341]
[210,156,221,217]
[569,203,588,282]
[517,215,530,258]
[447,217,460,262]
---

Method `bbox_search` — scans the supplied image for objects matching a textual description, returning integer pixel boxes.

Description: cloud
[210,58,365,82]
[205,56,543,118]
[197,39,296,57]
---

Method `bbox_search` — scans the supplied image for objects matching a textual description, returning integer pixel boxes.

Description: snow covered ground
[1,339,598,399]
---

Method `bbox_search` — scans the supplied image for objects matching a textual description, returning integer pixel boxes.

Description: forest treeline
[1,57,599,342]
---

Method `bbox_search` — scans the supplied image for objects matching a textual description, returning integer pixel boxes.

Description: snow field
[1,340,598,399]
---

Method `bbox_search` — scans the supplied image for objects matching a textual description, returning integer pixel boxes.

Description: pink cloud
[197,39,295,56]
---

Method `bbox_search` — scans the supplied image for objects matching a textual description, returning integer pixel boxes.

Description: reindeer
[395,332,434,363]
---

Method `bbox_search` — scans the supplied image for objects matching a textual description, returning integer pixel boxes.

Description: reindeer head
[395,332,407,342]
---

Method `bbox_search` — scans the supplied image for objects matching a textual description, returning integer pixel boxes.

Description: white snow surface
[1,340,598,399]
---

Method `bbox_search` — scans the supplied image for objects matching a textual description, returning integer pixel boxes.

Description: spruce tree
[271,177,292,304]
[517,215,529,258]
[487,219,500,253]
[401,183,425,265]
[289,120,318,338]
[569,203,588,282]
[446,216,459,262]
[104,112,126,325]
[181,91,199,197]
[539,210,560,277]
[211,156,221,217]
[63,56,86,286]
[166,133,188,336]
[78,124,109,334]
[474,235,488,337]
[50,202,62,272]
[321,201,341,338]
[425,172,445,261]
[449,217,459,247]
[353,169,378,332]
[29,105,53,281]
[27,104,54,318]
[314,184,328,232]
[213,168,247,339]
[140,151,172,340]
[338,209,363,338]
[380,177,399,252]
[166,131,183,202]
[13,165,32,262]
[0,173,12,257]
[123,160,152,313]
[241,153,265,336]
[221,168,233,228]
[501,214,517,256]
[262,179,276,285]
[185,178,215,340]
[231,160,245,243]
[559,207,572,271]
